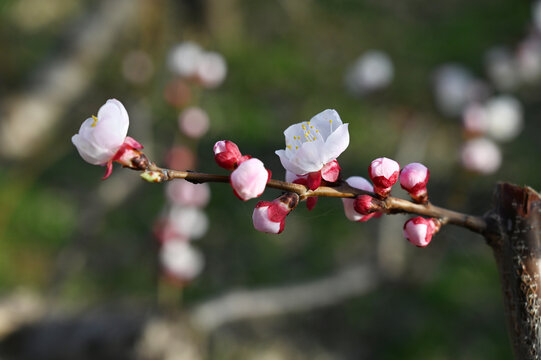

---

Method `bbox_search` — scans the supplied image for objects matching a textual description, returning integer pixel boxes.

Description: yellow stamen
[91,115,99,127]
[287,145,292,149]
[295,146,299,149]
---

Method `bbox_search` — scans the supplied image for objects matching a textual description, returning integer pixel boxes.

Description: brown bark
[486,183,541,360]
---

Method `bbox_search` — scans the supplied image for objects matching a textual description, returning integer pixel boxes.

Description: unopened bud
[230,158,270,201]
[252,193,299,234]
[141,170,165,183]
[353,195,381,215]
[399,162,429,203]
[403,217,441,247]
[213,140,249,170]
[369,157,400,197]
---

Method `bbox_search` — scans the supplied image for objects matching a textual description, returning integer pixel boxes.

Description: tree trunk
[486,183,541,359]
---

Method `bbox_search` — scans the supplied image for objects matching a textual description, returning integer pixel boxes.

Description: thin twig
[141,162,487,234]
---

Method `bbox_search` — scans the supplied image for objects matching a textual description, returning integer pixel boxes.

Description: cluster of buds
[214,140,271,201]
[343,157,438,247]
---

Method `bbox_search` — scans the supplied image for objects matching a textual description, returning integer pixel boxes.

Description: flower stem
[141,162,487,234]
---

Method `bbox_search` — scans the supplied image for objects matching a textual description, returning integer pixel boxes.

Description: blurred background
[0,0,540,358]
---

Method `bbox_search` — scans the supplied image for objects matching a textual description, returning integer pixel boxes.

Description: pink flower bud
[213,140,250,170]
[196,51,227,88]
[230,158,271,201]
[369,157,400,197]
[403,217,440,247]
[72,99,145,179]
[321,160,341,182]
[179,106,210,139]
[252,193,299,234]
[342,176,381,222]
[353,195,380,216]
[399,162,430,203]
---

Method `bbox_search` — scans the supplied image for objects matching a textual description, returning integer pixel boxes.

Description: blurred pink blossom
[166,180,211,207]
[461,138,502,174]
[160,240,204,283]
[179,106,210,139]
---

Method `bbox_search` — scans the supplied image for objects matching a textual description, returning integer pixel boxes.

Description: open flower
[230,158,271,201]
[252,193,299,234]
[275,109,349,176]
[342,176,381,222]
[72,99,144,179]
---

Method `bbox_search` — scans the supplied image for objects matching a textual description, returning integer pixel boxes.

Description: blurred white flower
[167,42,204,77]
[485,95,523,142]
[196,51,227,88]
[168,206,209,239]
[178,106,210,139]
[485,47,519,91]
[433,64,485,117]
[160,240,204,282]
[516,37,541,84]
[166,180,211,208]
[345,50,394,95]
[462,103,489,135]
[461,138,502,174]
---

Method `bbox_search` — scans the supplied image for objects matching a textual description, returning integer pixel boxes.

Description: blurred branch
[0,0,142,160]
[190,264,378,332]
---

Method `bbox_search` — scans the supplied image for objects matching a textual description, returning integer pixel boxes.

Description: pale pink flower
[179,106,210,139]
[461,138,502,174]
[399,163,430,203]
[213,140,250,170]
[485,95,523,142]
[72,99,143,179]
[196,52,227,88]
[168,206,209,239]
[433,64,480,116]
[230,158,270,201]
[345,50,394,95]
[160,240,204,282]
[276,109,349,176]
[403,217,439,247]
[342,176,380,222]
[252,193,298,234]
[369,157,400,197]
[462,103,489,135]
[166,180,210,207]
[167,42,204,77]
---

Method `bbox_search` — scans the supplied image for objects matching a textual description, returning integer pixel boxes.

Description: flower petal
[275,149,309,175]
[309,109,342,141]
[322,123,349,163]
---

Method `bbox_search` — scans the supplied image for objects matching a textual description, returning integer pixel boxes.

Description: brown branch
[138,160,487,234]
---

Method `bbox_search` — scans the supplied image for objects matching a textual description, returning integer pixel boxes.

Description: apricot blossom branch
[137,161,487,235]
[72,100,487,246]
